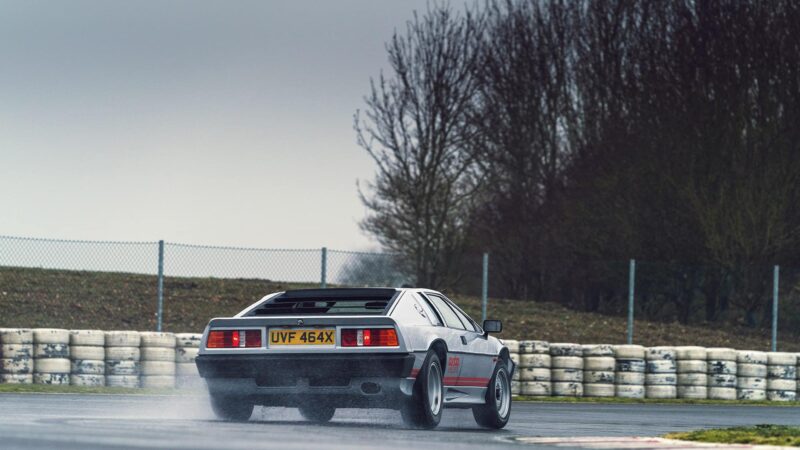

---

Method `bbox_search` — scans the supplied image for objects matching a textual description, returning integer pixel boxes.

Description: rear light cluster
[341,328,399,347]
[206,330,262,348]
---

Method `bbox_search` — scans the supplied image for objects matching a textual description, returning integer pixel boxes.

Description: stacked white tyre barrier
[69,330,106,387]
[519,340,551,396]
[105,331,141,388]
[582,345,615,397]
[706,348,737,400]
[550,343,583,397]
[737,350,767,400]
[766,352,797,402]
[503,340,520,395]
[614,345,645,398]
[175,333,202,388]
[676,346,707,399]
[33,329,70,385]
[140,332,176,389]
[645,347,677,399]
[0,329,34,384]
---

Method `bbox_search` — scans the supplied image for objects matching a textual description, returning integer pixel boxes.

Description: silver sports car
[195,287,513,429]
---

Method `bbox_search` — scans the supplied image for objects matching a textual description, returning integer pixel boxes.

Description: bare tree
[355,5,484,288]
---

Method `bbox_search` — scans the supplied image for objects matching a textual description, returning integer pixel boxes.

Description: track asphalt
[0,394,798,449]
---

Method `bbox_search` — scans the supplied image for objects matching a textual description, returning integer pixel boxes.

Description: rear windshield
[245,288,397,316]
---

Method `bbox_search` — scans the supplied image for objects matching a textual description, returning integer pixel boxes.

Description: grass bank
[666,425,800,446]
[516,396,800,407]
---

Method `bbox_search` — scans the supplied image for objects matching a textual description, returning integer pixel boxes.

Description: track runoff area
[1,393,799,450]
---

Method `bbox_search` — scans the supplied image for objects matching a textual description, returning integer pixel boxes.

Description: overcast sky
[0,1,430,250]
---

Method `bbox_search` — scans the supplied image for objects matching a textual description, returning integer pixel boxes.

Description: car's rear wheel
[472,361,511,429]
[298,404,336,423]
[210,393,254,422]
[401,350,443,429]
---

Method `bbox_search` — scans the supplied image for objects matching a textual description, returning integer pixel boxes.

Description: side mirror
[483,319,502,334]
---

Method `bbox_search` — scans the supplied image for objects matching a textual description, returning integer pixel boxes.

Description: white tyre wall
[511,382,521,395]
[0,329,33,344]
[767,365,797,380]
[613,345,646,359]
[677,360,707,373]
[551,369,583,382]
[677,386,708,399]
[737,377,767,390]
[34,373,69,385]
[551,356,583,370]
[69,330,105,346]
[737,389,766,400]
[708,387,736,400]
[140,332,176,348]
[176,347,199,363]
[105,347,140,361]
[552,382,582,397]
[510,353,520,366]
[0,358,32,374]
[646,347,676,361]
[708,360,736,375]
[70,374,105,386]
[675,347,706,360]
[615,384,645,398]
[106,375,139,388]
[176,363,199,377]
[646,360,677,373]
[519,354,551,368]
[738,364,767,377]
[512,369,520,381]
[105,331,141,347]
[518,367,551,381]
[141,375,175,389]
[32,329,69,345]
[141,361,175,376]
[550,343,582,357]
[706,348,737,361]
[34,343,69,359]
[616,372,645,385]
[520,381,551,396]
[502,340,520,353]
[1,374,33,384]
[105,360,140,376]
[584,383,615,397]
[584,371,614,384]
[767,379,797,391]
[1,344,33,359]
[616,359,645,373]
[584,357,615,371]
[519,341,550,354]
[582,345,614,357]
[645,374,677,386]
[677,373,708,386]
[767,390,797,402]
[708,374,737,388]
[737,351,768,365]
[767,352,797,366]
[71,360,105,375]
[141,347,176,362]
[70,346,105,360]
[646,385,677,399]
[175,333,203,348]
[34,358,70,374]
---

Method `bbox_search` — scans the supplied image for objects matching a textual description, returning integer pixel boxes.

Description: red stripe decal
[443,376,490,387]
[409,368,420,378]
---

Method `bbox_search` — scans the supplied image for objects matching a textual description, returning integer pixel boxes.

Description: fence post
[627,259,636,344]
[156,240,164,332]
[772,265,779,352]
[320,247,327,289]
[481,252,489,323]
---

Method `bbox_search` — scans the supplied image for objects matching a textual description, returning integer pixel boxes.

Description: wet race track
[1,394,798,450]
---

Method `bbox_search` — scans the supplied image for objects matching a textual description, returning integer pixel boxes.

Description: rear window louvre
[246,288,398,316]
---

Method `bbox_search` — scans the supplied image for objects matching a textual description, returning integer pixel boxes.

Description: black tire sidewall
[403,350,444,428]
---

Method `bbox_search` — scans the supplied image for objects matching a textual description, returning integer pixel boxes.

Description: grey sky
[0,0,430,250]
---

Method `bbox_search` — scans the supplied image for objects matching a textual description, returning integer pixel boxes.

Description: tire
[34,343,69,359]
[519,340,549,354]
[472,362,512,429]
[552,381,583,397]
[737,389,766,400]
[141,361,175,376]
[582,345,614,357]
[583,383,615,397]
[708,360,736,375]
[70,374,105,387]
[613,345,645,359]
[106,375,139,388]
[140,332,176,348]
[551,356,583,370]
[767,365,797,380]
[71,359,105,375]
[646,385,677,399]
[34,358,70,374]
[299,404,336,423]
[708,374,736,388]
[708,387,736,400]
[767,390,797,402]
[675,347,706,360]
[677,386,708,399]
[105,347,140,361]
[646,347,676,361]
[141,347,176,362]
[677,373,707,386]
[616,359,645,373]
[550,343,582,357]
[0,374,33,384]
[175,333,203,348]
[210,393,254,421]
[69,330,105,346]
[0,329,33,344]
[519,354,550,368]
[105,331,141,347]
[1,344,33,359]
[34,373,69,385]
[615,372,644,385]
[176,362,200,376]
[70,346,105,360]
[767,379,797,391]
[141,375,175,389]
[33,329,69,345]
[737,351,767,365]
[645,373,677,386]
[551,368,582,382]
[737,363,767,377]
[676,360,707,373]
[520,381,551,396]
[400,350,444,429]
[176,347,199,363]
[584,371,614,384]
[646,360,677,373]
[518,367,550,381]
[737,377,767,390]
[706,348,737,361]
[615,384,644,398]
[767,352,796,366]
[105,360,140,376]
[0,357,33,374]
[584,357,615,371]
[502,339,520,354]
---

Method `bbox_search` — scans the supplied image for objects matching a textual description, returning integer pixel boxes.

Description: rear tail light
[341,328,399,347]
[206,330,262,348]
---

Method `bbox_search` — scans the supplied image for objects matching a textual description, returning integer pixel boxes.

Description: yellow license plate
[269,328,335,346]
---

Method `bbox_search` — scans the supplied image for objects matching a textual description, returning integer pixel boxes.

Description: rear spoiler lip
[208,315,399,328]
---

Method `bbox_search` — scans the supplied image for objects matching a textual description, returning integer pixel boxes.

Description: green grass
[0,383,194,395]
[515,395,800,407]
[1,266,798,351]
[666,425,800,446]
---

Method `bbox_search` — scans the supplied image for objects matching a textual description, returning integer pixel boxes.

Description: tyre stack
[766,352,797,402]
[32,329,71,385]
[550,343,583,397]
[676,346,707,399]
[736,350,767,400]
[518,340,551,397]
[140,332,176,389]
[613,345,645,398]
[0,328,34,384]
[175,333,202,389]
[105,331,141,388]
[645,347,677,399]
[706,348,737,400]
[502,339,520,395]
[69,330,106,387]
[582,344,615,397]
